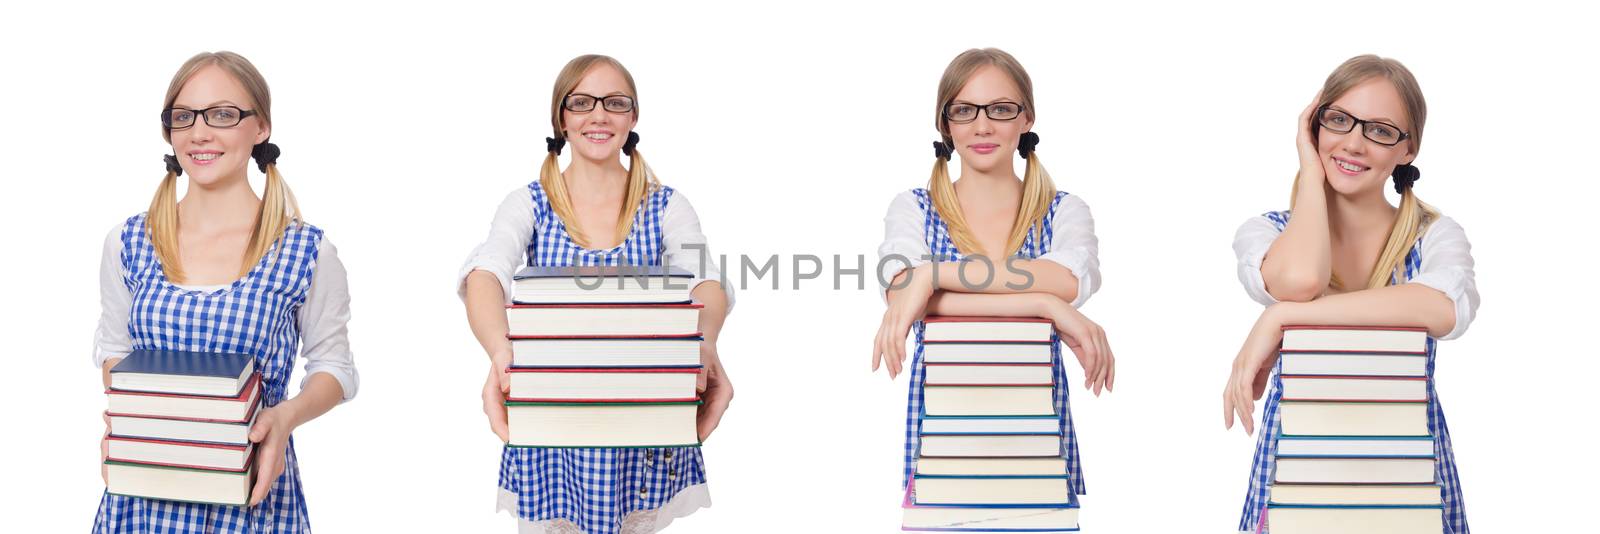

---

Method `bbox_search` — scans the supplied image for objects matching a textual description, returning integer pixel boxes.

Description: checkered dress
[1237,210,1468,533]
[900,188,1086,496]
[94,213,323,533]
[500,181,707,534]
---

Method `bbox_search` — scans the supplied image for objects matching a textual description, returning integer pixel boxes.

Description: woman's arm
[1259,99,1335,302]
[691,281,731,441]
[459,188,538,442]
[926,291,1114,395]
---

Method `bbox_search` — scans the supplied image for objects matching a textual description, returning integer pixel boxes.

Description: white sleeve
[297,238,359,401]
[1406,216,1480,340]
[662,191,736,312]
[1035,194,1101,308]
[456,187,536,304]
[1233,215,1285,306]
[877,190,930,303]
[94,225,133,368]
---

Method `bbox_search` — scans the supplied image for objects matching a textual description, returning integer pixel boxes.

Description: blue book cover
[109,350,255,396]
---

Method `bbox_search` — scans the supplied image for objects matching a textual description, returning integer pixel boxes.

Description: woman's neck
[562,155,630,199]
[177,173,260,233]
[954,162,1023,202]
[1327,187,1397,242]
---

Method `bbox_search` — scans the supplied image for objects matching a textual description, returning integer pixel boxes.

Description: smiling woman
[92,51,358,533]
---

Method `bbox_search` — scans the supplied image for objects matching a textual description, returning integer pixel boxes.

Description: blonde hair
[150,51,301,283]
[1292,54,1438,290]
[540,54,659,248]
[929,48,1057,258]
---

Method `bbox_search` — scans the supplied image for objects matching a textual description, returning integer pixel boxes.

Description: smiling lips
[969,143,1000,155]
[1332,156,1369,176]
[189,151,222,166]
[582,131,614,143]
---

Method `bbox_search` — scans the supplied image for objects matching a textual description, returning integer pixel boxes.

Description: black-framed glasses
[161,106,257,130]
[944,101,1025,123]
[1316,106,1410,147]
[563,93,635,114]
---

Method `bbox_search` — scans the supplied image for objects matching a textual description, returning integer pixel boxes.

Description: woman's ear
[255,123,271,145]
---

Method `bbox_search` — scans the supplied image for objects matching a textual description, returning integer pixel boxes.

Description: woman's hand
[1044,298,1115,396]
[1222,304,1291,436]
[100,411,111,484]
[246,404,298,506]
[1297,92,1327,186]
[874,264,935,379]
[696,344,733,442]
[482,349,512,443]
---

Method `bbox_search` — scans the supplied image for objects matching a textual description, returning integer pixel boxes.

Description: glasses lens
[205,107,244,127]
[1363,123,1403,146]
[164,108,196,128]
[946,104,978,122]
[601,96,633,113]
[565,95,597,112]
[986,103,1021,120]
[1318,108,1355,133]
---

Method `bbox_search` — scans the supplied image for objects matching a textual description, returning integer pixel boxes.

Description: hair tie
[251,142,281,172]
[546,136,566,155]
[1392,163,1421,194]
[932,141,952,161]
[623,131,640,156]
[1018,132,1040,159]
[163,154,184,176]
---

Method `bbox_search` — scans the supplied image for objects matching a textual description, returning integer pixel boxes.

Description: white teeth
[191,153,220,161]
[584,133,612,141]
[1335,159,1363,172]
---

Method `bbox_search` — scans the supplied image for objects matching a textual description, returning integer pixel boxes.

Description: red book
[107,373,261,423]
[922,316,1054,343]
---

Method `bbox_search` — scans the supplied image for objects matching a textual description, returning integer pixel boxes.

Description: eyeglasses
[564,93,635,114]
[944,101,1024,123]
[161,106,258,130]
[1316,106,1409,147]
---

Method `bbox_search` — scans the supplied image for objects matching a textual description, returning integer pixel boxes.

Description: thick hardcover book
[1280,326,1428,354]
[513,265,695,304]
[902,479,1080,532]
[505,400,702,448]
[109,350,255,397]
[923,316,1054,343]
[107,373,261,423]
[506,303,703,337]
[506,367,702,402]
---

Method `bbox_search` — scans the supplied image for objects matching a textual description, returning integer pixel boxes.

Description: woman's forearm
[929,259,1078,303]
[464,270,513,360]
[1262,182,1333,302]
[691,281,728,346]
[1266,283,1456,338]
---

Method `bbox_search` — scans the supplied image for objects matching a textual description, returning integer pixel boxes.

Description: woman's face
[167,64,269,187]
[947,64,1033,175]
[561,64,637,164]
[1316,77,1416,198]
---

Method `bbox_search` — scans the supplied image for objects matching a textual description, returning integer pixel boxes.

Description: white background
[2,1,1596,532]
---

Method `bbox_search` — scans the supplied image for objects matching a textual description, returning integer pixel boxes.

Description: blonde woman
[458,55,734,534]
[1222,55,1479,533]
[92,51,358,532]
[873,48,1114,500]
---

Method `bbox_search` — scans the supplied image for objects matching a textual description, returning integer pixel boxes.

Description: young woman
[92,51,358,532]
[873,47,1115,499]
[458,54,735,534]
[1221,55,1480,533]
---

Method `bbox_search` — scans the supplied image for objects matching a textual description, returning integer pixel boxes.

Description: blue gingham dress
[901,188,1086,495]
[500,181,707,534]
[94,213,323,533]
[1237,211,1468,533]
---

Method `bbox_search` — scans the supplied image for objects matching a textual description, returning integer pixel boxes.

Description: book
[1279,352,1428,377]
[105,436,255,471]
[1278,401,1429,436]
[505,401,701,448]
[902,480,1080,532]
[512,265,694,304]
[1273,457,1437,484]
[1279,376,1428,402]
[506,367,701,402]
[911,475,1073,507]
[109,350,255,397]
[106,373,261,422]
[506,303,703,337]
[1280,326,1428,353]
[511,336,702,368]
[1266,505,1443,533]
[921,416,1061,435]
[922,342,1053,364]
[919,434,1063,457]
[914,457,1070,477]
[1268,484,1443,506]
[924,364,1053,386]
[1276,436,1435,458]
[108,410,257,447]
[105,460,253,506]
[923,316,1054,343]
[923,386,1055,417]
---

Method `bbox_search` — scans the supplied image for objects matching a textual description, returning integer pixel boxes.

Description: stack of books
[1265,326,1443,534]
[504,265,703,448]
[104,349,260,505]
[903,316,1080,532]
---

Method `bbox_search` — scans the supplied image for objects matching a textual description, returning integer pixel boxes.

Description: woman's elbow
[1265,271,1325,303]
